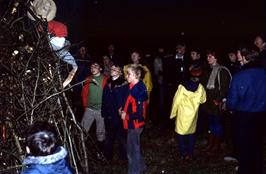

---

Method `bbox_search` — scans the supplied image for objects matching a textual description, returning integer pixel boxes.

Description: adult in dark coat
[201,50,231,154]
[227,48,266,174]
[102,64,128,161]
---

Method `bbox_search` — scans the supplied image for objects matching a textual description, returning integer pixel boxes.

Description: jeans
[50,38,78,69]
[81,108,105,142]
[177,134,195,157]
[127,128,146,174]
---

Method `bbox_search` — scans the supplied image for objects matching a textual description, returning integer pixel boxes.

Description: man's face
[158,48,164,53]
[79,47,86,54]
[207,54,217,65]
[108,45,114,53]
[131,52,140,64]
[254,36,264,49]
[176,46,186,55]
[103,56,111,65]
[90,63,101,75]
[190,51,199,60]
[228,53,237,62]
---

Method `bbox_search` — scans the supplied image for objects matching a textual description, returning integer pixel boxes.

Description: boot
[210,136,221,153]
[202,133,215,152]
[96,141,105,160]
[206,135,221,157]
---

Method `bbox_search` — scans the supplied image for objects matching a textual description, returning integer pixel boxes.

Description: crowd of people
[20,34,266,174]
[10,0,266,173]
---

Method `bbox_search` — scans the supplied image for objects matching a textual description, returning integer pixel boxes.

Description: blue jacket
[102,77,128,128]
[227,67,266,112]
[123,80,148,129]
[21,147,73,174]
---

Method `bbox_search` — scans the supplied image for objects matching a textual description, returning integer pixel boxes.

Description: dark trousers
[208,114,224,138]
[233,111,265,174]
[104,120,127,160]
[177,134,195,157]
[150,82,166,127]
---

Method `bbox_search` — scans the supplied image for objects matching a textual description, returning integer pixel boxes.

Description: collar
[23,146,67,165]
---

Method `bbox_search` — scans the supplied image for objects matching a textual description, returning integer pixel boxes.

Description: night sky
[1,0,266,54]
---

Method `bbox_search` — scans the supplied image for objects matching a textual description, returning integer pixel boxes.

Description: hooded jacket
[21,146,73,174]
[170,82,206,135]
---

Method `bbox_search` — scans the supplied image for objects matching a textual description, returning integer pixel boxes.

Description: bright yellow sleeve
[170,85,183,119]
[142,65,153,93]
[199,84,207,104]
[123,64,129,79]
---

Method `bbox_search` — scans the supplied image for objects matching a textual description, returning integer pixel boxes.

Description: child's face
[90,63,101,75]
[126,68,137,83]
[110,65,121,78]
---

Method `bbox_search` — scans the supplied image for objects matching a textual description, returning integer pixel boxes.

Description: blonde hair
[127,64,143,80]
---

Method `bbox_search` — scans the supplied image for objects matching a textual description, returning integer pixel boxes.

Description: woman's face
[236,50,243,62]
[126,68,137,83]
[131,52,140,64]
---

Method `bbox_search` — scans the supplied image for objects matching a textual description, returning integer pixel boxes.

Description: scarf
[206,65,220,90]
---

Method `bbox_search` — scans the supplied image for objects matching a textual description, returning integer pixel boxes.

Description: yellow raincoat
[170,83,206,135]
[124,64,153,100]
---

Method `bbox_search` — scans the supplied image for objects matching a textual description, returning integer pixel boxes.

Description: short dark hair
[25,122,58,156]
[206,49,216,57]
[176,43,186,49]
[255,34,266,42]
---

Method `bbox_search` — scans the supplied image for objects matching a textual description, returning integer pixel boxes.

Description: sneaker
[224,156,238,163]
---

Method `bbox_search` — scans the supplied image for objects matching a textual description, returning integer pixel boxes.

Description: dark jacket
[102,77,128,127]
[21,147,73,174]
[202,66,231,115]
[123,81,148,129]
[227,67,266,112]
[164,54,190,85]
